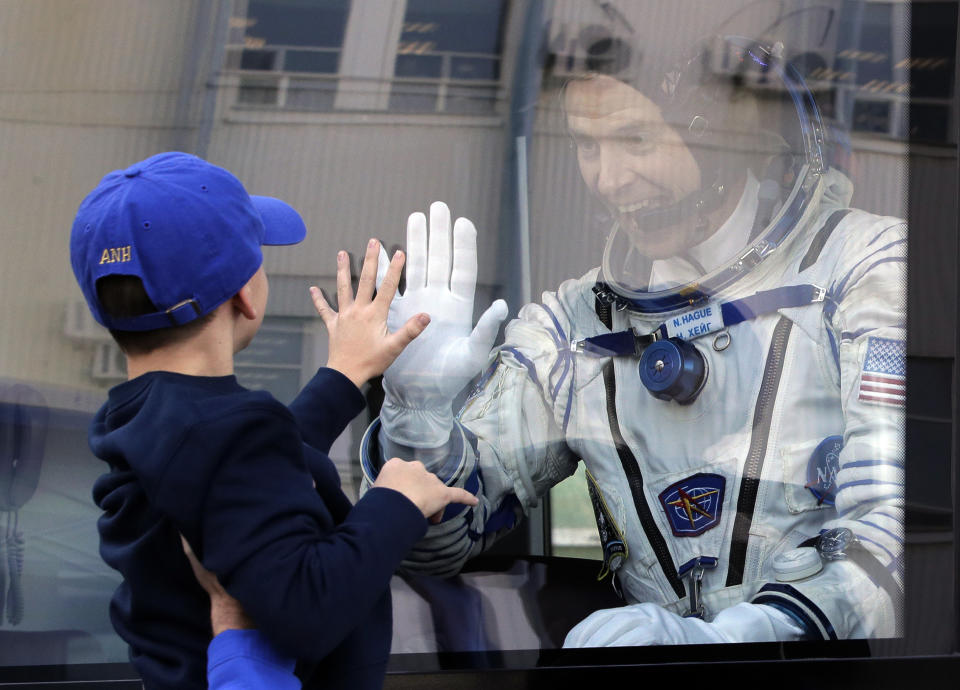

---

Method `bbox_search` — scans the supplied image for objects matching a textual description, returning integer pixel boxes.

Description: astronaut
[363,37,905,645]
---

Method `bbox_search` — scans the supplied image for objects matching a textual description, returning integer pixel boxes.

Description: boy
[69,151,476,689]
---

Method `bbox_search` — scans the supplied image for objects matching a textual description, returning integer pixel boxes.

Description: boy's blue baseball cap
[70,152,306,331]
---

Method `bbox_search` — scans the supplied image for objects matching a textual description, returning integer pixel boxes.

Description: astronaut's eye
[620,130,654,154]
[575,137,599,158]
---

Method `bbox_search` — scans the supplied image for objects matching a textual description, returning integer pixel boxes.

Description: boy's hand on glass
[373,457,478,523]
[312,239,430,389]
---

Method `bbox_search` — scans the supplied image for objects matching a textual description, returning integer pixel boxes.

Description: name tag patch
[664,304,722,340]
[659,473,726,537]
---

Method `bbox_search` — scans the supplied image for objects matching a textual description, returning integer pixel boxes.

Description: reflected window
[227,0,350,111]
[390,0,508,113]
[822,1,956,142]
[226,0,508,114]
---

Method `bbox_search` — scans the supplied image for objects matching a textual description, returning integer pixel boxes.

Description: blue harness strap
[577,284,826,358]
[720,284,826,327]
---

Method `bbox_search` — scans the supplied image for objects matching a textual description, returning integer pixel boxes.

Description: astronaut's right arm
[356,202,577,575]
[361,307,580,577]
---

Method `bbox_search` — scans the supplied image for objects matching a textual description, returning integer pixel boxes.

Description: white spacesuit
[363,38,905,645]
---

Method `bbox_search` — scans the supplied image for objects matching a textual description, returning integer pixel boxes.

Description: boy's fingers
[335,250,353,309]
[179,534,195,559]
[448,487,479,506]
[309,286,335,325]
[374,250,405,307]
[356,239,380,303]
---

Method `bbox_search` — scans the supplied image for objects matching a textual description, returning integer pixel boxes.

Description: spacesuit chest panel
[564,294,843,604]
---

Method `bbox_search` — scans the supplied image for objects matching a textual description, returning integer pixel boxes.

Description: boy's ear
[232,285,258,321]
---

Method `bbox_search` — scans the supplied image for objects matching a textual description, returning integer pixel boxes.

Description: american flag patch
[858,337,905,407]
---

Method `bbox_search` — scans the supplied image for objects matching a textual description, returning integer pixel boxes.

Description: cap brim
[252,195,307,246]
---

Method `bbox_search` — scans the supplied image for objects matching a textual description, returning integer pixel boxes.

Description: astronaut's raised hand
[381,201,508,448]
[562,602,804,647]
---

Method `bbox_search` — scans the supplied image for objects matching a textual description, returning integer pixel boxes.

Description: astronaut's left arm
[752,213,906,640]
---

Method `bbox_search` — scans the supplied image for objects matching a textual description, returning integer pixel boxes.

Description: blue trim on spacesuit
[541,304,568,344]
[551,356,570,403]
[538,304,578,434]
[857,535,897,561]
[842,459,904,470]
[438,467,480,522]
[887,553,904,576]
[466,359,500,406]
[758,602,821,641]
[836,494,902,517]
[483,494,521,534]
[867,222,907,247]
[871,509,905,524]
[825,327,841,373]
[835,478,903,493]
[841,256,908,297]
[408,523,470,553]
[830,239,907,301]
[839,327,880,341]
[561,371,575,434]
[754,583,838,640]
[503,347,541,388]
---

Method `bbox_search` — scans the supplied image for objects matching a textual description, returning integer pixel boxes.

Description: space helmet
[569,36,831,314]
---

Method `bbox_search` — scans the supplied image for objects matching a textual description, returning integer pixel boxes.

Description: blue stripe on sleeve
[541,304,568,345]
[856,519,904,544]
[836,256,907,299]
[867,222,906,247]
[836,478,903,492]
[857,534,897,561]
[503,347,541,388]
[837,494,903,517]
[841,460,905,470]
[753,583,838,640]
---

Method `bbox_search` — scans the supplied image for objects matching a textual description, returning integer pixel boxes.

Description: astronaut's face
[565,75,704,260]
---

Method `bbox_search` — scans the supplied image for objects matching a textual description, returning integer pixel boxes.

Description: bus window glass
[0,0,955,681]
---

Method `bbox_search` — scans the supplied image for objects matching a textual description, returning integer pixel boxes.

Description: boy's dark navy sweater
[89,368,427,690]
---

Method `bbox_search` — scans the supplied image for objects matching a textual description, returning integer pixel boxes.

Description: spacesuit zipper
[602,360,686,600]
[725,316,794,586]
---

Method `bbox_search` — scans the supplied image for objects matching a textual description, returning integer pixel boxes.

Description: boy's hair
[96,275,216,355]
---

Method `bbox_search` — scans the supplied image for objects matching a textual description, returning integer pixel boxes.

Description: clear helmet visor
[571,37,828,313]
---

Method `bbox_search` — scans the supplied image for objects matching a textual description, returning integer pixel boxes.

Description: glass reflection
[372,3,907,650]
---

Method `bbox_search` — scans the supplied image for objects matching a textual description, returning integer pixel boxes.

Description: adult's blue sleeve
[207,629,300,690]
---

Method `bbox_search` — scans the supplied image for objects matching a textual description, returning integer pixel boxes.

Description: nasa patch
[659,473,726,537]
[805,435,843,506]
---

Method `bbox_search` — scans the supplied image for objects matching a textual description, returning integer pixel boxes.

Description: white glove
[381,201,508,448]
[563,602,804,647]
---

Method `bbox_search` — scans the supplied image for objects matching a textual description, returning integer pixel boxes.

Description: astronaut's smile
[617,195,672,214]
